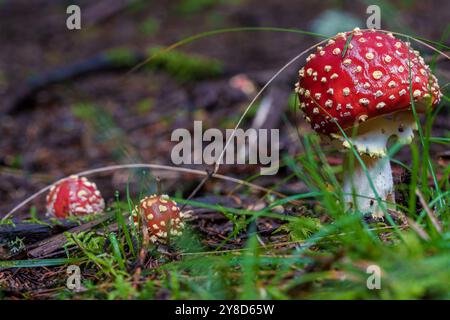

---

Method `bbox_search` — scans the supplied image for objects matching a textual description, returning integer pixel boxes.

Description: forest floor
[0,0,449,299]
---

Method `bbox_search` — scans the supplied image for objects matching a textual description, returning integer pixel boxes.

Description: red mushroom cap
[296,29,441,135]
[132,194,184,243]
[46,175,105,218]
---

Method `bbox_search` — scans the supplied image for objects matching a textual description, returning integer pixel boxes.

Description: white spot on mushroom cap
[372,70,383,79]
[365,52,375,60]
[358,114,369,122]
[353,27,361,32]
[376,102,386,109]
[337,32,346,39]
[374,90,383,97]
[359,98,370,106]
[77,190,88,198]
[306,53,316,62]
[298,68,305,77]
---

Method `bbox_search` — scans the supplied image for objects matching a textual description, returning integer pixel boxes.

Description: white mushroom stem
[343,153,395,217]
[329,110,417,218]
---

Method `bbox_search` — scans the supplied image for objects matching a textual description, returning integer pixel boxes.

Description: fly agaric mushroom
[132,194,184,243]
[296,28,441,217]
[46,175,105,218]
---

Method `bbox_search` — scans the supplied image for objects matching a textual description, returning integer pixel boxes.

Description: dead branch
[0,220,78,245]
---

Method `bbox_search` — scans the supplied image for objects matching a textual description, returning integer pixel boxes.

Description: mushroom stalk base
[343,154,395,218]
[329,111,417,218]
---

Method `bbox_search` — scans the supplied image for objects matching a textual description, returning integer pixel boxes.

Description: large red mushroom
[46,175,105,218]
[296,28,441,217]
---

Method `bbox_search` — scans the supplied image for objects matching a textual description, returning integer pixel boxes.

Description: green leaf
[0,258,84,269]
[279,216,323,241]
[341,32,353,58]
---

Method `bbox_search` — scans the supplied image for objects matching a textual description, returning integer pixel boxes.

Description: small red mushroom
[46,175,105,218]
[132,194,184,243]
[296,28,442,217]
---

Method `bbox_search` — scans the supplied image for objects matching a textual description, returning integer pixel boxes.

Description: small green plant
[146,46,224,82]
[107,275,136,300]
[139,17,160,35]
[7,237,26,255]
[104,47,140,67]
[277,216,322,241]
[23,207,50,226]
[176,0,223,15]
[136,98,155,114]
[64,232,106,256]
